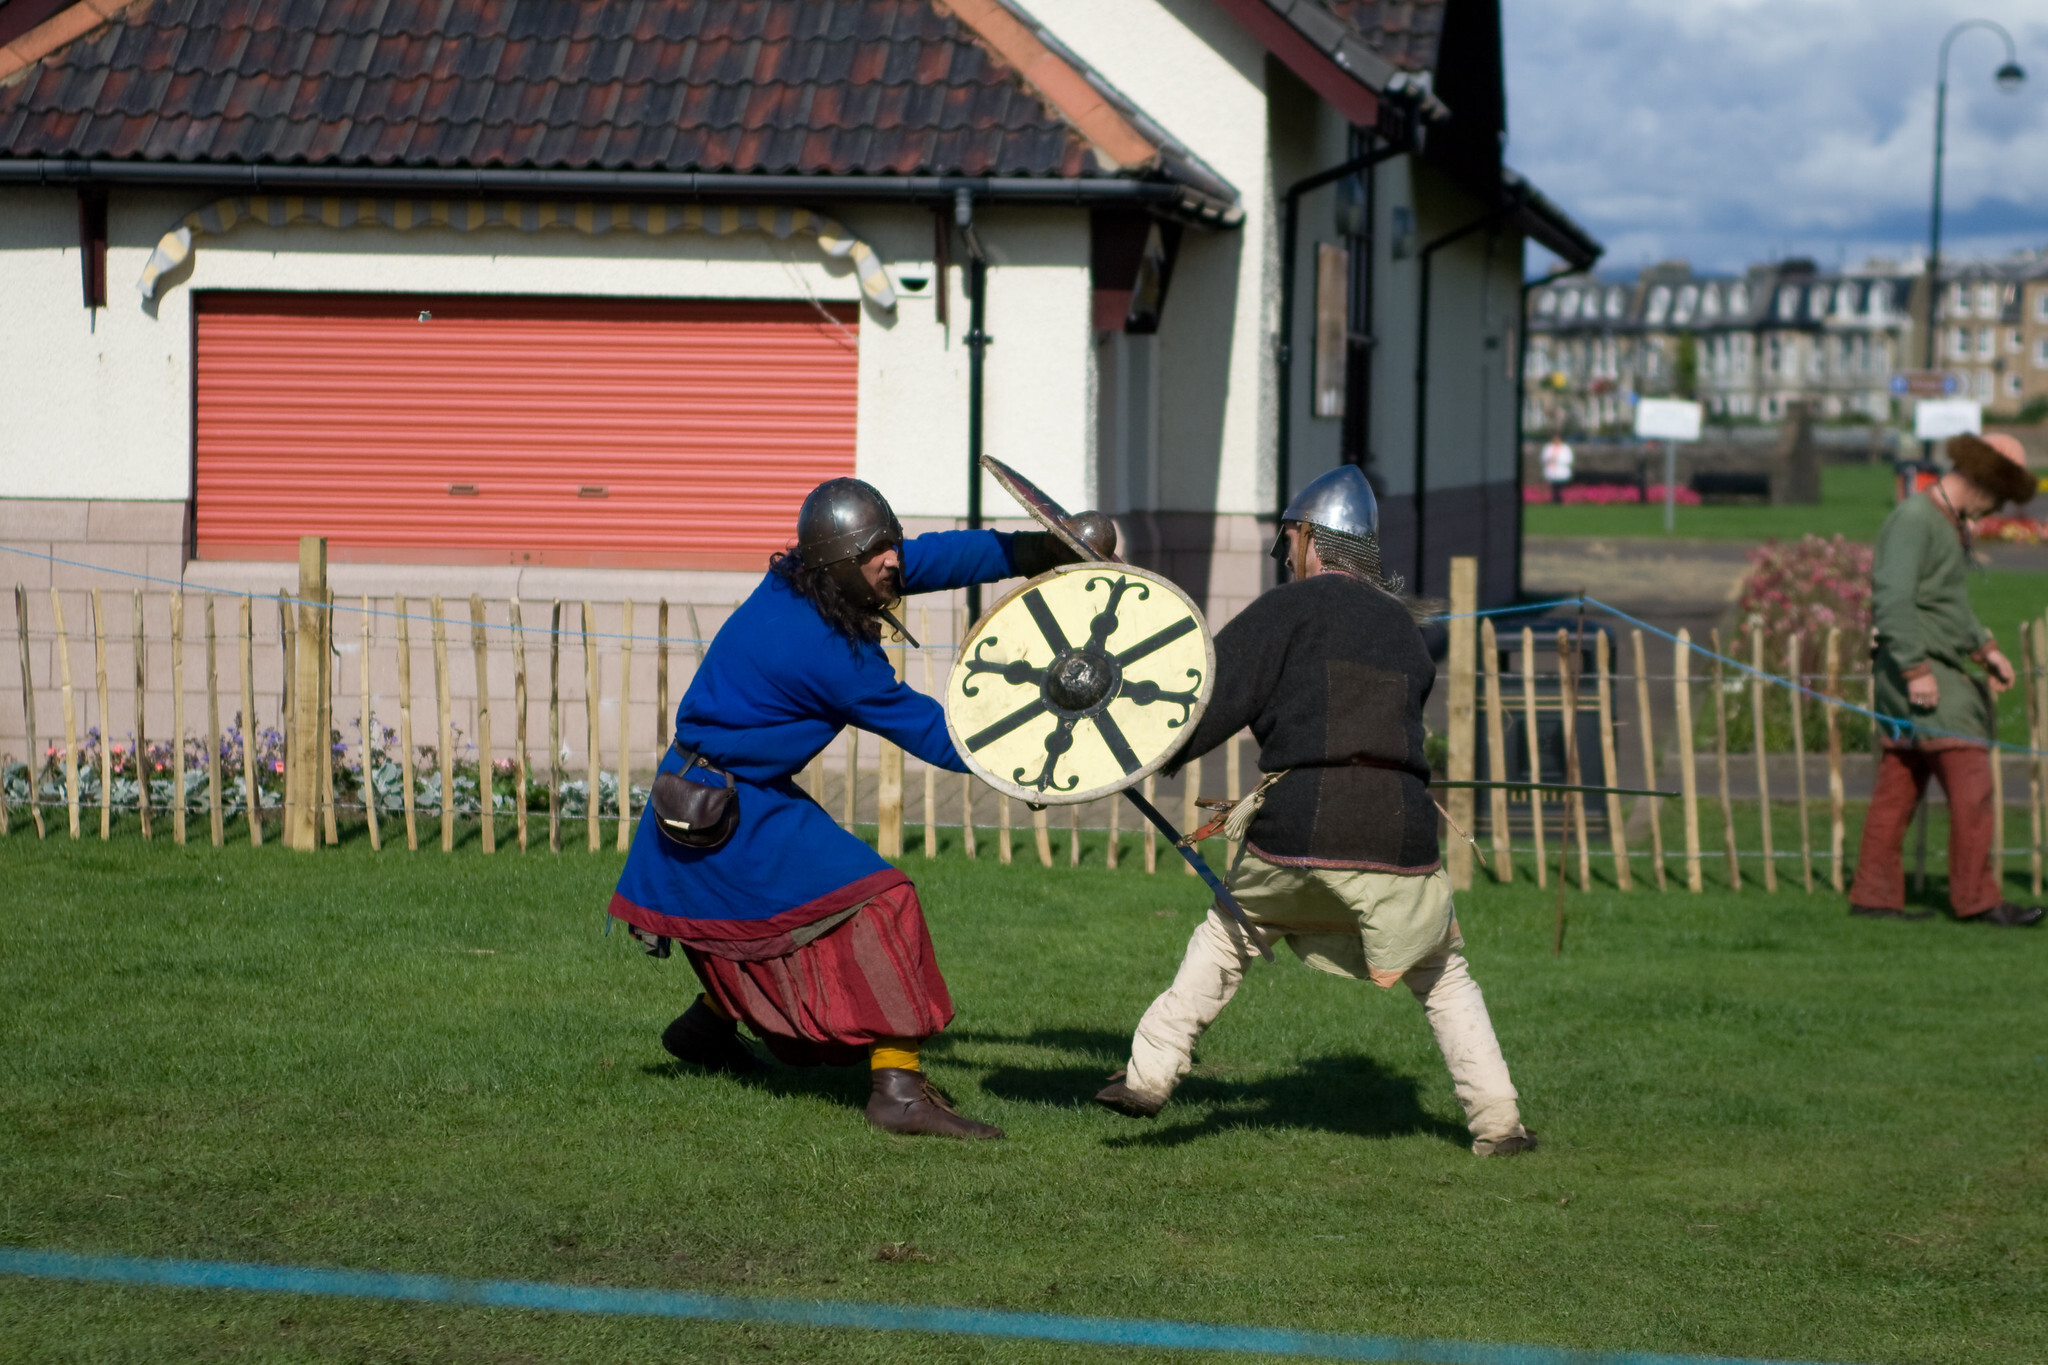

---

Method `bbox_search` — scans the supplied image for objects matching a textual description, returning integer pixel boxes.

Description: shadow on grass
[948,1027,1467,1150]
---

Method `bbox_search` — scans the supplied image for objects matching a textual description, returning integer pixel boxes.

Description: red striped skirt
[686,881,954,1067]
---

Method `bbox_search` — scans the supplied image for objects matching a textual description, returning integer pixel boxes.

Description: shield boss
[945,562,1214,805]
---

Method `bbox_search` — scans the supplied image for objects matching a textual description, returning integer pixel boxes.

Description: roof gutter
[0,159,1244,226]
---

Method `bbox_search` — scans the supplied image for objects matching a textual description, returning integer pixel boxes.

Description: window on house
[1978,328,1996,359]
[1949,282,1967,315]
[1559,292,1580,321]
[1535,290,1556,316]
[1952,326,1970,359]
[1730,283,1750,314]
[1646,285,1672,325]
[1701,286,1721,319]
[1777,287,1800,320]
[1607,289,1626,319]
[2035,289,2048,322]
[1674,284,1698,323]
[2035,337,2048,368]
[2007,373,2023,397]
[2007,329,2021,354]
[1808,285,1829,318]
[1977,283,1998,317]
[1976,371,1994,399]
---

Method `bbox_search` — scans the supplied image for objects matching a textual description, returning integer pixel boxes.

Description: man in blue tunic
[609,477,1104,1139]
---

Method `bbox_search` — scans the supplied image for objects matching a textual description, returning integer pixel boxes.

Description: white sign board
[1634,398,1703,442]
[1913,399,1982,441]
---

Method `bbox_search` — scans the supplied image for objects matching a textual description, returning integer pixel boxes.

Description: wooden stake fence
[1708,628,1740,891]
[1595,630,1630,890]
[360,597,381,852]
[1748,627,1776,892]
[10,571,1930,913]
[1480,619,1510,883]
[1520,625,1546,887]
[471,595,496,855]
[395,593,419,852]
[1674,628,1701,892]
[1788,633,1811,892]
[1631,629,1665,890]
[1824,627,1845,892]
[16,586,45,838]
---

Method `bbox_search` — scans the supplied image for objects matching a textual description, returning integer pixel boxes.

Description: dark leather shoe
[865,1068,1004,1139]
[1850,904,1935,921]
[1473,1127,1539,1157]
[1964,902,2045,927]
[1093,1070,1164,1118]
[660,1000,764,1075]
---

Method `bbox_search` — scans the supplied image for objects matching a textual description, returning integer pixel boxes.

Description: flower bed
[1522,483,1701,505]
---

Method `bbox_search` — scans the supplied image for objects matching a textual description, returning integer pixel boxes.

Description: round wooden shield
[945,562,1214,805]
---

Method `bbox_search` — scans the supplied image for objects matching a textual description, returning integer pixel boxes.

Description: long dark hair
[769,550,883,646]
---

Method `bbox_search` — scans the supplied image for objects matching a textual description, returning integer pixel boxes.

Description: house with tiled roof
[0,0,1597,619]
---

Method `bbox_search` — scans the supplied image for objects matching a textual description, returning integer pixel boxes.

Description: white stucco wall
[0,188,1095,522]
[1000,0,1273,517]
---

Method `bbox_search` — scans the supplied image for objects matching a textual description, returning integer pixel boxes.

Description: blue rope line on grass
[0,1247,1842,1365]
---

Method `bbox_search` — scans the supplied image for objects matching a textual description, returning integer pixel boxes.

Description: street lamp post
[1922,20,2025,382]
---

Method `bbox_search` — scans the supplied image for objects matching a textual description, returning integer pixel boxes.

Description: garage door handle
[578,485,609,498]
[448,483,479,496]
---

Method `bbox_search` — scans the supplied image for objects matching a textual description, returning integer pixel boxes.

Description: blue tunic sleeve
[845,677,969,772]
[901,530,1019,594]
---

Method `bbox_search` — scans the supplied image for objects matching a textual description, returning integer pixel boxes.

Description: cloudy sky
[1502,0,2048,278]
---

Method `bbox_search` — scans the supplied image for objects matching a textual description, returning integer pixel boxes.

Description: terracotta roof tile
[0,0,1232,199]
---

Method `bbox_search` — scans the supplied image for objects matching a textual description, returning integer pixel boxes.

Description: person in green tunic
[1849,432,2043,926]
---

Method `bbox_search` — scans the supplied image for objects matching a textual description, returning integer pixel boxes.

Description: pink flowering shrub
[1735,534,1873,643]
[1522,483,1701,505]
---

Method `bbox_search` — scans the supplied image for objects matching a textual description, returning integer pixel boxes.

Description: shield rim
[944,560,1215,807]
[980,454,1121,567]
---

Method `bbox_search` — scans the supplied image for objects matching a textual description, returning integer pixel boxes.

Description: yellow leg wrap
[697,993,733,1022]
[870,1039,921,1072]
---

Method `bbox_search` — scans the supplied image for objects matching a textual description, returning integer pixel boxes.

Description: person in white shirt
[1540,436,1573,503]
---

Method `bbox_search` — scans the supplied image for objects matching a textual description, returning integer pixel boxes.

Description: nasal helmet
[795,477,904,607]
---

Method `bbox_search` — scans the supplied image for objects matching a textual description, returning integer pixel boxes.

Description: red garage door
[194,293,858,570]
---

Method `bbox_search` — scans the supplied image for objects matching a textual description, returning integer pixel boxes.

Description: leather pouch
[650,747,738,850]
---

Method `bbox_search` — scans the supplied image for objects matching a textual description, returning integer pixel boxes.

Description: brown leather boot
[864,1068,1004,1139]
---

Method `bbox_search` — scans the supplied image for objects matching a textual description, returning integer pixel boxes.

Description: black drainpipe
[958,189,993,619]
[1276,140,1408,525]
[1511,263,1582,601]
[1411,196,1523,595]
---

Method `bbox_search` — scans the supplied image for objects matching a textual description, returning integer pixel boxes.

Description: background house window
[1976,371,1994,399]
[1949,282,1967,315]
[1673,284,1698,323]
[1646,285,1672,324]
[1535,290,1557,316]
[2006,373,2023,398]
[1978,327,1996,360]
[1729,283,1750,314]
[1976,283,1998,317]
[1606,288,1626,319]
[1777,287,1800,320]
[1700,285,1721,319]
[2006,329,2021,354]
[1559,291,1581,321]
[1951,326,1970,359]
[2035,289,2048,322]
[2034,337,2048,368]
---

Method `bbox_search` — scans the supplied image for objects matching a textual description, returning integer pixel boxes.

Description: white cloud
[1504,0,2048,274]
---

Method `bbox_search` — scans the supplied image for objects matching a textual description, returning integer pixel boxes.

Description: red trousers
[1849,744,2000,916]
[686,882,953,1067]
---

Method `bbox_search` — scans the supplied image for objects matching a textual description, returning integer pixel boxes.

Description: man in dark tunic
[1095,466,1536,1155]
[609,477,1102,1138]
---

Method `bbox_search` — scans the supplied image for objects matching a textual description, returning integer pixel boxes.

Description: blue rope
[0,1247,1842,1365]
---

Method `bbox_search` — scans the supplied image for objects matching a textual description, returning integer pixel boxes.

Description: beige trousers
[1123,878,1524,1143]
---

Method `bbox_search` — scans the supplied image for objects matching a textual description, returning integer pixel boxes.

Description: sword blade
[1122,786,1273,963]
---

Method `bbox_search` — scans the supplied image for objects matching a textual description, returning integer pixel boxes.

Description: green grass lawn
[1,826,2044,1364]
[1525,464,1899,542]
